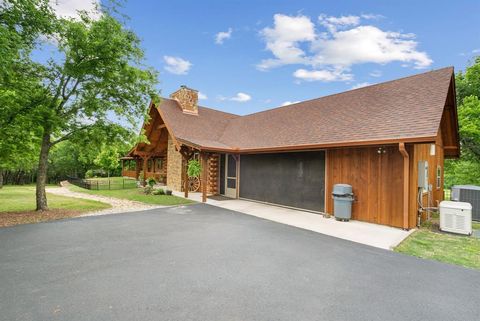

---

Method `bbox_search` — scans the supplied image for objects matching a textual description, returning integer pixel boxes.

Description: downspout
[399,143,410,230]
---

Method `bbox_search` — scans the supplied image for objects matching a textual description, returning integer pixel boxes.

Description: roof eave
[177,135,438,154]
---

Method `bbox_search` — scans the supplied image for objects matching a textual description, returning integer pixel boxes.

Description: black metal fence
[67,177,138,190]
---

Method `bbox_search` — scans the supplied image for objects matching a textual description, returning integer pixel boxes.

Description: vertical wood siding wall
[326,146,405,228]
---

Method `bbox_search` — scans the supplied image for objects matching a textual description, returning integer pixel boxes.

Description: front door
[225,154,238,198]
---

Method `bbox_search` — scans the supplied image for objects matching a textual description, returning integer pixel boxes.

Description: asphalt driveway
[1,204,479,321]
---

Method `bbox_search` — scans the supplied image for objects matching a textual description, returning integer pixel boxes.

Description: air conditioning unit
[439,201,472,235]
[451,185,480,221]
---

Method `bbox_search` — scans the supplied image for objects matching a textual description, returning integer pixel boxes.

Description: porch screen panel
[219,154,226,195]
[239,151,325,212]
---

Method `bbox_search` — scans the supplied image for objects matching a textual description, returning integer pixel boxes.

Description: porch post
[200,152,208,203]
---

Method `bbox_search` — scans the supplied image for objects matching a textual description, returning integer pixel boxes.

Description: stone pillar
[166,135,183,191]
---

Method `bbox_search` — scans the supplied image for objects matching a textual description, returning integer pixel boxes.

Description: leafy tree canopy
[0,0,159,208]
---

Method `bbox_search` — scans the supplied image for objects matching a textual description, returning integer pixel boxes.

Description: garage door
[239,151,325,212]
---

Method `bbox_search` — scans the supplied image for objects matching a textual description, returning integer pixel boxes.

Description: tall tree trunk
[0,169,3,189]
[36,130,51,211]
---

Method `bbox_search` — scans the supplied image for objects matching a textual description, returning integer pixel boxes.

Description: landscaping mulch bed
[0,209,84,227]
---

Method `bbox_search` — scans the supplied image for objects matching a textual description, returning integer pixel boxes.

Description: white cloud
[215,28,233,44]
[319,14,360,32]
[198,92,208,100]
[351,82,372,89]
[281,101,300,106]
[258,13,432,82]
[230,92,251,102]
[310,25,432,69]
[293,68,353,82]
[369,70,382,77]
[50,0,101,19]
[257,14,316,70]
[163,56,192,75]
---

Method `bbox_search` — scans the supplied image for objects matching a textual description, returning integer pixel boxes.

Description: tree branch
[50,125,92,146]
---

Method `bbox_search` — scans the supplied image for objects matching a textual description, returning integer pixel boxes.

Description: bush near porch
[395,214,480,270]
[68,185,194,206]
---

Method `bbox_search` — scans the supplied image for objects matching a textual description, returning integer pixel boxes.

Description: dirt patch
[0,209,85,228]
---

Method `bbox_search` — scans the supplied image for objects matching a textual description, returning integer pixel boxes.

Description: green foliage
[0,0,159,209]
[445,57,480,187]
[187,159,201,178]
[153,188,165,195]
[143,186,153,195]
[85,169,94,178]
[0,0,54,173]
[146,177,156,187]
[444,158,480,188]
[94,146,120,177]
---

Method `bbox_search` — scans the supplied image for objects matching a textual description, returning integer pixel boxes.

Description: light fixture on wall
[377,147,387,154]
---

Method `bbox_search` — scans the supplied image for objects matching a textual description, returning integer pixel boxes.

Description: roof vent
[170,85,198,115]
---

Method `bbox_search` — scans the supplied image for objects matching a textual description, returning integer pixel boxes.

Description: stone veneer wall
[170,86,198,115]
[166,134,183,191]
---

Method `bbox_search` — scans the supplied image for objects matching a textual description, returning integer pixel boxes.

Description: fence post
[109,179,111,190]
[97,181,99,190]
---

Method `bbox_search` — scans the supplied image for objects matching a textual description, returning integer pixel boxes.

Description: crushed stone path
[46,182,164,217]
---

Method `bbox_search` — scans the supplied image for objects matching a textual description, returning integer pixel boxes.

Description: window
[436,165,442,190]
[155,158,163,171]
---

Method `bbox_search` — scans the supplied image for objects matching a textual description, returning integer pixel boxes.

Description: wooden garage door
[239,151,325,212]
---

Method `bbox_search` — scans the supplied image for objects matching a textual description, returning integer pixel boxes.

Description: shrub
[85,169,94,178]
[187,159,201,178]
[143,186,153,195]
[153,188,165,195]
[146,177,156,187]
[166,189,172,196]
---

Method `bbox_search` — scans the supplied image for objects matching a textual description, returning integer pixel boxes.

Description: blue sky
[53,0,480,116]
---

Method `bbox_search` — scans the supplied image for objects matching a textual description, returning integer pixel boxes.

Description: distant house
[122,67,459,229]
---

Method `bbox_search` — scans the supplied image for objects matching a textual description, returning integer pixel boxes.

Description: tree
[2,1,159,210]
[94,146,121,178]
[0,0,55,188]
[444,57,480,187]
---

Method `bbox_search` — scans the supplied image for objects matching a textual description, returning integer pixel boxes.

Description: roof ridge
[242,66,454,118]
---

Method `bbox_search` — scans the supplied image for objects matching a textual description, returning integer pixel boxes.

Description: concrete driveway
[1,204,479,321]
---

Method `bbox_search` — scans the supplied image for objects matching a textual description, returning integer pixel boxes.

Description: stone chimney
[170,85,198,115]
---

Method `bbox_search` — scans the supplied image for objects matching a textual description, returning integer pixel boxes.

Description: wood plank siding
[325,146,405,228]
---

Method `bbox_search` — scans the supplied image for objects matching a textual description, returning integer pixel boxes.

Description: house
[122,67,460,229]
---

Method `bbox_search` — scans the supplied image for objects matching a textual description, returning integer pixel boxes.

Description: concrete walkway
[173,191,414,250]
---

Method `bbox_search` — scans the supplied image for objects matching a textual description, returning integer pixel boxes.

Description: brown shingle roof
[158,67,455,152]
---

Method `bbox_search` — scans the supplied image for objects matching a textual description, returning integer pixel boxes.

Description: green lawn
[0,185,111,227]
[395,219,480,270]
[69,185,194,206]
